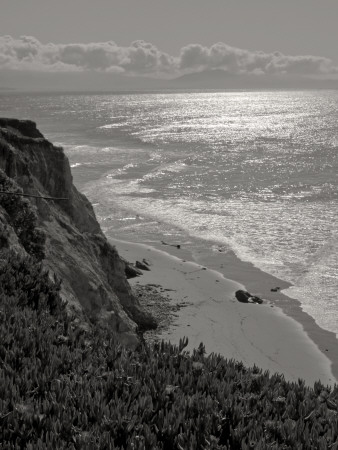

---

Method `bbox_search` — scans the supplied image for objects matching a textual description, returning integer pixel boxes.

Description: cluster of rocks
[271,286,280,292]
[124,258,151,279]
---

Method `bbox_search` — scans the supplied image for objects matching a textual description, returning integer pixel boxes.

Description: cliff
[0,118,156,344]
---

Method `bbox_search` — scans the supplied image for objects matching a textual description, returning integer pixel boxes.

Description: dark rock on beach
[250,295,263,304]
[271,287,280,292]
[124,261,143,279]
[235,290,251,303]
[235,290,263,304]
[136,260,151,271]
[142,258,151,266]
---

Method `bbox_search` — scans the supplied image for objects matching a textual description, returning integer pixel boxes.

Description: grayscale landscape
[1,1,338,448]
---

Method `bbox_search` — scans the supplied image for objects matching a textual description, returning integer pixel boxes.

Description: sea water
[1,90,338,335]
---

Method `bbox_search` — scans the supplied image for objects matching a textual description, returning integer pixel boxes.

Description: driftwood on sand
[161,240,181,249]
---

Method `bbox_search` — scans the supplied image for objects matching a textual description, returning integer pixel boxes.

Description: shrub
[0,170,45,260]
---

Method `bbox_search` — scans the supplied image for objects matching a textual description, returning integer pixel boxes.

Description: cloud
[179,42,247,73]
[0,36,174,75]
[178,42,337,76]
[0,35,337,78]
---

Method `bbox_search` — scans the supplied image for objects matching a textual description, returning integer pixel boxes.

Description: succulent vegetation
[1,250,338,449]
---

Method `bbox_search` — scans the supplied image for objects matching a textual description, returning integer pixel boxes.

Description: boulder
[124,262,143,279]
[249,295,263,304]
[142,258,151,266]
[235,290,263,304]
[235,290,251,303]
[271,287,280,292]
[135,260,151,271]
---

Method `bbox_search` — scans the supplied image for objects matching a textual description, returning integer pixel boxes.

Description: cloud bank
[1,35,337,78]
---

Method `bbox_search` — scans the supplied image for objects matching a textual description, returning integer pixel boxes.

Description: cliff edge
[0,118,156,344]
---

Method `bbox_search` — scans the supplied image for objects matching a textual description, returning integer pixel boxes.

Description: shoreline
[110,236,337,387]
[152,241,338,381]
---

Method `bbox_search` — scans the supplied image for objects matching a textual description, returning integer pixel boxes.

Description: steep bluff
[0,118,156,343]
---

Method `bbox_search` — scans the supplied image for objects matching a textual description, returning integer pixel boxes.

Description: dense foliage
[1,252,338,449]
[0,168,45,260]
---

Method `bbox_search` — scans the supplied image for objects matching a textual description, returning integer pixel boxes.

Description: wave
[142,161,188,181]
[98,123,125,129]
[284,238,338,336]
[83,172,338,337]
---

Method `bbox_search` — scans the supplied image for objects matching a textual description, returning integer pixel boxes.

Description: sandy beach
[110,237,338,387]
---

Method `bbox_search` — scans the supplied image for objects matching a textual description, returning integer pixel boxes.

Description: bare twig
[0,191,68,200]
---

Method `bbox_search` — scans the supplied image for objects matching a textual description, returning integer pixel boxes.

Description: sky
[1,0,338,90]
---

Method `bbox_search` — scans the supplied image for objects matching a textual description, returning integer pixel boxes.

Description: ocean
[1,90,338,336]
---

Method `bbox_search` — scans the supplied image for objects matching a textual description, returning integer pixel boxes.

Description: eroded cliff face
[0,118,156,344]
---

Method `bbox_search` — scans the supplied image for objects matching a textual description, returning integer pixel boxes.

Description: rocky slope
[0,118,156,344]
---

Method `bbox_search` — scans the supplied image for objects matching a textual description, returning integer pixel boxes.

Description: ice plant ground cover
[1,250,338,449]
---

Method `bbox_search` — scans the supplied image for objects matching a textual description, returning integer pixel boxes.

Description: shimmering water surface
[1,90,338,334]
